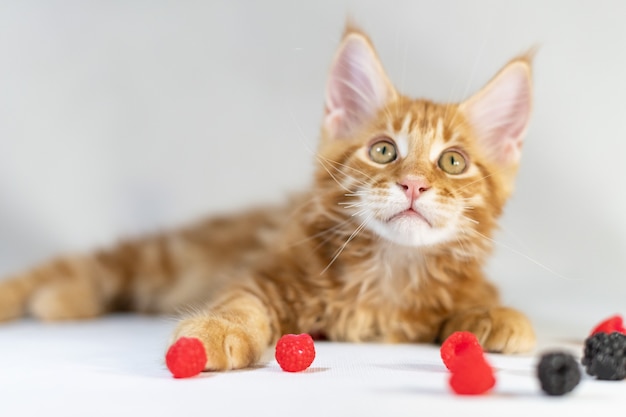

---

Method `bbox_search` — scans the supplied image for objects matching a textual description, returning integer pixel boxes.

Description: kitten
[0,26,535,371]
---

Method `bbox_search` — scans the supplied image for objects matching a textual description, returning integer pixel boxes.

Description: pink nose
[398,177,431,201]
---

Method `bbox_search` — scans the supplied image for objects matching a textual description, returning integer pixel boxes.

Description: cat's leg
[438,306,536,353]
[0,257,110,321]
[0,232,220,322]
[168,282,282,372]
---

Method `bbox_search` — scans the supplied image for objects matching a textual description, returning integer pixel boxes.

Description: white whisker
[462,215,479,225]
[345,191,370,197]
[284,216,355,249]
[321,213,374,275]
[455,236,471,260]
[351,208,371,217]
[470,229,580,281]
[319,155,376,183]
[454,173,494,193]
[339,202,366,209]
[316,157,354,193]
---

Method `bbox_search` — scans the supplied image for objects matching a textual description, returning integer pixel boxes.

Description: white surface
[0,315,621,417]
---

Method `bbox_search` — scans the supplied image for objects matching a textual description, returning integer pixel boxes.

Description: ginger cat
[0,27,536,371]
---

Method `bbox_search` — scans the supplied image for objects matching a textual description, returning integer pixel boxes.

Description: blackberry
[582,332,626,380]
[536,352,581,396]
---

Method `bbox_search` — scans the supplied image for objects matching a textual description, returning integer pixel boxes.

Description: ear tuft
[324,31,396,139]
[460,57,533,166]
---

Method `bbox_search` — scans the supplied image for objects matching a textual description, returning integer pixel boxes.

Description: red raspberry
[440,331,483,372]
[590,314,626,336]
[165,337,207,378]
[275,333,316,372]
[448,352,496,395]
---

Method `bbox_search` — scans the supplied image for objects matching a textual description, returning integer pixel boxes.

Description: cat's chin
[368,213,453,248]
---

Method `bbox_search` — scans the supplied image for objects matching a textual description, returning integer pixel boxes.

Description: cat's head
[314,28,532,250]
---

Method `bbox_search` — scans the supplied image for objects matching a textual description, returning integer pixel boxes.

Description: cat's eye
[438,150,468,175]
[368,140,397,164]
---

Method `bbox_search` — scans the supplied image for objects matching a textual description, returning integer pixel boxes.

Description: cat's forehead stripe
[396,113,412,158]
[429,117,448,161]
[435,118,444,142]
[396,135,409,159]
[400,112,412,134]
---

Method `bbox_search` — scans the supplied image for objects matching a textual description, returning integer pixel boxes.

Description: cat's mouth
[388,208,432,227]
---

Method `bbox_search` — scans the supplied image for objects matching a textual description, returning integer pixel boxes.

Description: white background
[1,0,625,336]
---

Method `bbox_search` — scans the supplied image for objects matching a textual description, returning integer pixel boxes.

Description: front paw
[440,306,536,354]
[168,316,267,374]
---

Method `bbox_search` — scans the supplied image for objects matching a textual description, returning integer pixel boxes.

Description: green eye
[368,140,397,164]
[438,150,468,175]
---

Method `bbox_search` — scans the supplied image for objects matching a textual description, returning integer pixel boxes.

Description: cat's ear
[324,31,397,139]
[459,56,533,166]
